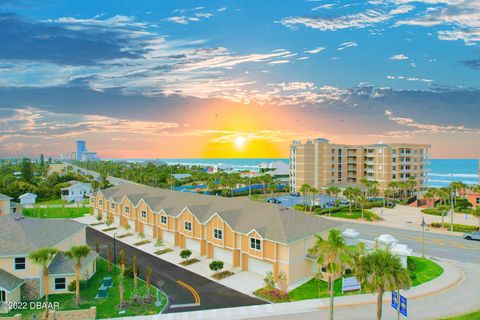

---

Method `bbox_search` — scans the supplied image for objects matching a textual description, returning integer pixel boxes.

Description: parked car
[266,197,282,204]
[463,231,480,241]
[290,192,301,197]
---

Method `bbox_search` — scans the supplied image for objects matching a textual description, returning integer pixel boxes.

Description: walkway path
[108,259,479,320]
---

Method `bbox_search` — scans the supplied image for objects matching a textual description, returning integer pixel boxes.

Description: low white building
[19,193,37,205]
[61,182,92,202]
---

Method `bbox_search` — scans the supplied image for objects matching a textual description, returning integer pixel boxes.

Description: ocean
[108,158,479,188]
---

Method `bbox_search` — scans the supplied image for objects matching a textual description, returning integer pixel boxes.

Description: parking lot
[272,194,336,208]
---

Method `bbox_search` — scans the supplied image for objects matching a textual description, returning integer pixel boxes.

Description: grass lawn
[408,256,444,287]
[33,199,70,206]
[267,257,443,303]
[0,259,166,319]
[438,310,480,320]
[22,206,90,218]
[330,209,381,221]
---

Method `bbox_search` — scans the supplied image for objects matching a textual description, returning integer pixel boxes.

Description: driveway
[86,227,266,313]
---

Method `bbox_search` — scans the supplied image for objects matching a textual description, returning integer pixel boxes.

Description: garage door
[248,257,273,276]
[213,246,233,264]
[186,238,201,253]
[162,231,175,245]
[128,219,136,231]
[114,215,120,225]
[144,225,153,237]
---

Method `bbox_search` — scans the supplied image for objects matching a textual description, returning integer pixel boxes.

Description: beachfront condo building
[289,138,430,192]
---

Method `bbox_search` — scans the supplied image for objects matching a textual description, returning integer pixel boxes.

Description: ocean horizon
[103,157,479,188]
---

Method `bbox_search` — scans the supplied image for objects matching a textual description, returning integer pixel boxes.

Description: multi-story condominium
[91,184,340,285]
[290,138,430,192]
[0,205,97,312]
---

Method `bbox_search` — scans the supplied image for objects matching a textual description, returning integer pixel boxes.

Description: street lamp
[420,217,426,258]
[113,233,117,275]
[450,174,454,232]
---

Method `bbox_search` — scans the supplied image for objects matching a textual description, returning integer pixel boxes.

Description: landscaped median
[254,256,443,303]
[430,222,479,233]
[0,258,167,319]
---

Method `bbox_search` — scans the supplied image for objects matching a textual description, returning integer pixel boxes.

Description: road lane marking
[176,280,201,305]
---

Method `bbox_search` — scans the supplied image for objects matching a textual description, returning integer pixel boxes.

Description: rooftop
[96,184,342,244]
[0,269,24,292]
[48,251,99,276]
[0,215,86,256]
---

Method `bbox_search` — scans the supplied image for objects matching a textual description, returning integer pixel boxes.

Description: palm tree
[326,186,341,216]
[356,249,412,320]
[310,187,319,212]
[133,254,138,289]
[356,195,368,220]
[343,187,361,214]
[29,247,58,306]
[299,184,311,211]
[424,188,437,208]
[65,245,92,306]
[166,175,175,190]
[308,229,353,320]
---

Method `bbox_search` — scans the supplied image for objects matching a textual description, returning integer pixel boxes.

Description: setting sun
[235,136,245,147]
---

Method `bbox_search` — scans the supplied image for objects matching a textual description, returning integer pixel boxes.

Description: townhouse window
[14,257,26,270]
[393,158,396,163]
[393,174,396,179]
[184,221,192,231]
[99,200,103,206]
[54,277,66,290]
[393,166,396,171]
[250,238,261,250]
[125,206,130,214]
[111,203,115,209]
[161,216,167,224]
[141,210,147,219]
[476,197,480,204]
[0,290,5,302]
[213,228,223,240]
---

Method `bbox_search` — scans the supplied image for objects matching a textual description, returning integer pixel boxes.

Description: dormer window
[111,203,115,209]
[125,206,130,214]
[161,216,167,224]
[213,228,223,240]
[184,221,192,231]
[250,238,261,250]
[141,210,147,219]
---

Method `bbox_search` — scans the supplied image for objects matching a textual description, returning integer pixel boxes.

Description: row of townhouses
[91,184,340,284]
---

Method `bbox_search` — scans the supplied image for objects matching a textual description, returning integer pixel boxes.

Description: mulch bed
[133,240,151,246]
[117,233,132,239]
[180,258,200,266]
[212,270,234,280]
[154,248,173,255]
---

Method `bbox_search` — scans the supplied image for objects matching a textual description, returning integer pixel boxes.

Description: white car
[463,231,480,241]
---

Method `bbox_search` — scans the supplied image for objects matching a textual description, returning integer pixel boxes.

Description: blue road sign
[400,295,408,317]
[392,291,398,310]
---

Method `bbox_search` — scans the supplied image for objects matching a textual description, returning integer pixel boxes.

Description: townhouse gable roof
[96,184,341,244]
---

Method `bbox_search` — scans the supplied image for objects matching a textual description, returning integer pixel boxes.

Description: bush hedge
[431,222,479,232]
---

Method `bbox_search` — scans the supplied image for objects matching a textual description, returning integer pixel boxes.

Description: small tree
[146,267,152,289]
[277,272,288,295]
[107,244,113,272]
[119,249,126,275]
[133,255,138,289]
[138,231,145,239]
[209,260,224,274]
[180,249,192,262]
[263,271,275,290]
[124,224,130,231]
[154,238,164,248]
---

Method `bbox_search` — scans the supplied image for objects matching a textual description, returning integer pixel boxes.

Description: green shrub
[68,280,87,292]
[123,266,140,278]
[294,204,306,211]
[180,249,192,260]
[209,260,224,273]
[431,222,479,232]
[422,208,446,216]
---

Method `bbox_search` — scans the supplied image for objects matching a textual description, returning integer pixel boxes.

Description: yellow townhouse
[0,208,97,313]
[91,184,341,285]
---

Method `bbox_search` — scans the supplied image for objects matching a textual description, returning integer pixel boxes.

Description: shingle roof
[98,184,342,244]
[0,215,86,256]
[0,269,24,292]
[48,251,99,275]
[0,193,12,200]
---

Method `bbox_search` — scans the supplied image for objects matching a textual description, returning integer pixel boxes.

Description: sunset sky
[1,0,479,159]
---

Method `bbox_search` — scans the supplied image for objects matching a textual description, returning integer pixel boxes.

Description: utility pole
[113,233,117,275]
[421,217,426,258]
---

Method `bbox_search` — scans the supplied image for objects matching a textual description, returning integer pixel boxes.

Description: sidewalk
[106,258,476,320]
[74,215,265,297]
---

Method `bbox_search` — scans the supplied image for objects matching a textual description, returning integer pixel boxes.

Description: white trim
[53,277,67,291]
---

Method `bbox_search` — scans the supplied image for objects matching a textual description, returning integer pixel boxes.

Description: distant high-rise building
[81,151,97,161]
[289,138,430,192]
[76,140,86,161]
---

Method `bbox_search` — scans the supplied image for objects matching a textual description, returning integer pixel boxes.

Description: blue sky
[0,0,479,158]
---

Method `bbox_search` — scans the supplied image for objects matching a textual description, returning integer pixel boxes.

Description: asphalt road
[337,221,480,264]
[86,227,266,313]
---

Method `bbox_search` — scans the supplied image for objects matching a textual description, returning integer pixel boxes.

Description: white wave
[429,173,478,178]
[428,179,478,185]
